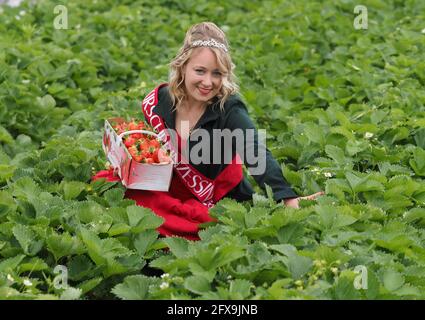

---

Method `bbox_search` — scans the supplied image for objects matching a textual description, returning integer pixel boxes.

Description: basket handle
[118,130,158,140]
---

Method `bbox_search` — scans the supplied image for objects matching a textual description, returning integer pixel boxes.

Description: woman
[93,22,324,240]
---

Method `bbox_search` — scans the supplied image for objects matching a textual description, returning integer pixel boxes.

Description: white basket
[102,119,173,192]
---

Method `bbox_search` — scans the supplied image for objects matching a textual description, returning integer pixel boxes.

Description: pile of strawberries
[113,119,171,164]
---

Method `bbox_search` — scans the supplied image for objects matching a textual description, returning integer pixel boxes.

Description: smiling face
[183,47,223,108]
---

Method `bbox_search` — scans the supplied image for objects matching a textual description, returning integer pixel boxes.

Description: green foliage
[0,0,424,300]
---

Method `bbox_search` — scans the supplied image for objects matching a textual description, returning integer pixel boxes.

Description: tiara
[191,38,228,52]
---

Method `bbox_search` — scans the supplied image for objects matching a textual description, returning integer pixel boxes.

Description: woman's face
[183,47,223,107]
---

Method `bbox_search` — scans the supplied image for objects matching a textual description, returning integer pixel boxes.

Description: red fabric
[92,168,214,241]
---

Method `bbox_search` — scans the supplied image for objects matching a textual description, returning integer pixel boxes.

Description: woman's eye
[213,71,222,77]
[195,69,204,74]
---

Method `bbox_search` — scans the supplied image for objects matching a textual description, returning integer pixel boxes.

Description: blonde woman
[93,22,324,240]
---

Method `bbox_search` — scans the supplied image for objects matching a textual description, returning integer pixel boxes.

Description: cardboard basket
[102,118,173,192]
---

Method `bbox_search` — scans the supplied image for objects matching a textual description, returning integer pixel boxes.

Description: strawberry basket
[102,118,173,191]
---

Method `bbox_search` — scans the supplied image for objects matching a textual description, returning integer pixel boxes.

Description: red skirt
[92,168,213,241]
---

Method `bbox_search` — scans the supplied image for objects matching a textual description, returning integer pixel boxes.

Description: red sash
[141,84,243,208]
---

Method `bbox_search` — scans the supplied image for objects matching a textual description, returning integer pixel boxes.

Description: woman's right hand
[283,191,325,209]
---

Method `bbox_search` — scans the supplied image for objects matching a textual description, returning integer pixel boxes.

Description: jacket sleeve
[224,101,298,202]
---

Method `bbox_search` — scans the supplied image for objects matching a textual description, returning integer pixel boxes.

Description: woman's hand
[283,191,325,209]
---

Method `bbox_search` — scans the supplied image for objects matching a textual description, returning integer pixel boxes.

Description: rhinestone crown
[191,38,228,52]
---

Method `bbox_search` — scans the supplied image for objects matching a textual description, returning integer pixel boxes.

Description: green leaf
[79,228,130,268]
[277,223,304,245]
[270,244,312,279]
[0,190,17,218]
[163,237,189,259]
[184,275,211,295]
[127,205,164,232]
[409,147,425,176]
[103,188,125,206]
[382,269,405,292]
[333,272,361,300]
[286,253,313,280]
[345,171,384,193]
[112,275,157,300]
[0,125,13,144]
[60,287,82,300]
[12,224,44,256]
[325,144,348,166]
[68,255,96,281]
[19,257,49,273]
[37,94,56,110]
[364,269,380,299]
[61,181,87,200]
[78,277,103,295]
[133,230,159,257]
[229,279,253,299]
[46,232,85,261]
[0,164,16,182]
[11,177,41,201]
[0,255,25,273]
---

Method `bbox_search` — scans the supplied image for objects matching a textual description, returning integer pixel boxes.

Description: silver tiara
[191,38,228,52]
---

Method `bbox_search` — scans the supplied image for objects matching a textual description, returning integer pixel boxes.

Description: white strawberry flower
[364,132,374,139]
[7,274,15,283]
[23,279,33,287]
[324,172,333,178]
[159,282,169,290]
[19,10,26,16]
[422,28,425,34]
[160,273,170,279]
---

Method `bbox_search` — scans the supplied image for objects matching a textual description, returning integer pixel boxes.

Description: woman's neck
[181,98,206,113]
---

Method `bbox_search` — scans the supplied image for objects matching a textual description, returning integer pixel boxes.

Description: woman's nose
[202,73,213,87]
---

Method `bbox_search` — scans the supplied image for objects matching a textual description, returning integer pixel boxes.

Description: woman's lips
[198,87,212,95]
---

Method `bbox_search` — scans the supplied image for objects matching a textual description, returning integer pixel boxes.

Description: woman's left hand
[283,191,325,209]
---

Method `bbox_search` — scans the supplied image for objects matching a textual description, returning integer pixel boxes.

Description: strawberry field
[0,0,424,300]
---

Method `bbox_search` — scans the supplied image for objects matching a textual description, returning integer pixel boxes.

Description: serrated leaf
[345,171,384,193]
[112,275,156,300]
[133,230,159,257]
[0,255,25,273]
[184,275,211,295]
[229,279,253,299]
[12,224,43,256]
[62,181,86,200]
[409,147,425,176]
[60,287,82,300]
[383,269,404,292]
[333,273,361,300]
[0,190,17,218]
[0,125,13,144]
[46,232,85,261]
[78,277,103,295]
[103,188,125,207]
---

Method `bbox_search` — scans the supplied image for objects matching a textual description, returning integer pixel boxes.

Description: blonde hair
[168,22,239,112]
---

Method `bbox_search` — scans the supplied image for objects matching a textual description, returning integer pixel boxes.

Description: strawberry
[124,136,136,147]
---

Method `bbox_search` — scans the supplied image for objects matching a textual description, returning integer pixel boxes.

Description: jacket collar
[155,90,221,130]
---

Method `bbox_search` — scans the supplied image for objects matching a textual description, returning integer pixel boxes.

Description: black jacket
[153,86,298,202]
